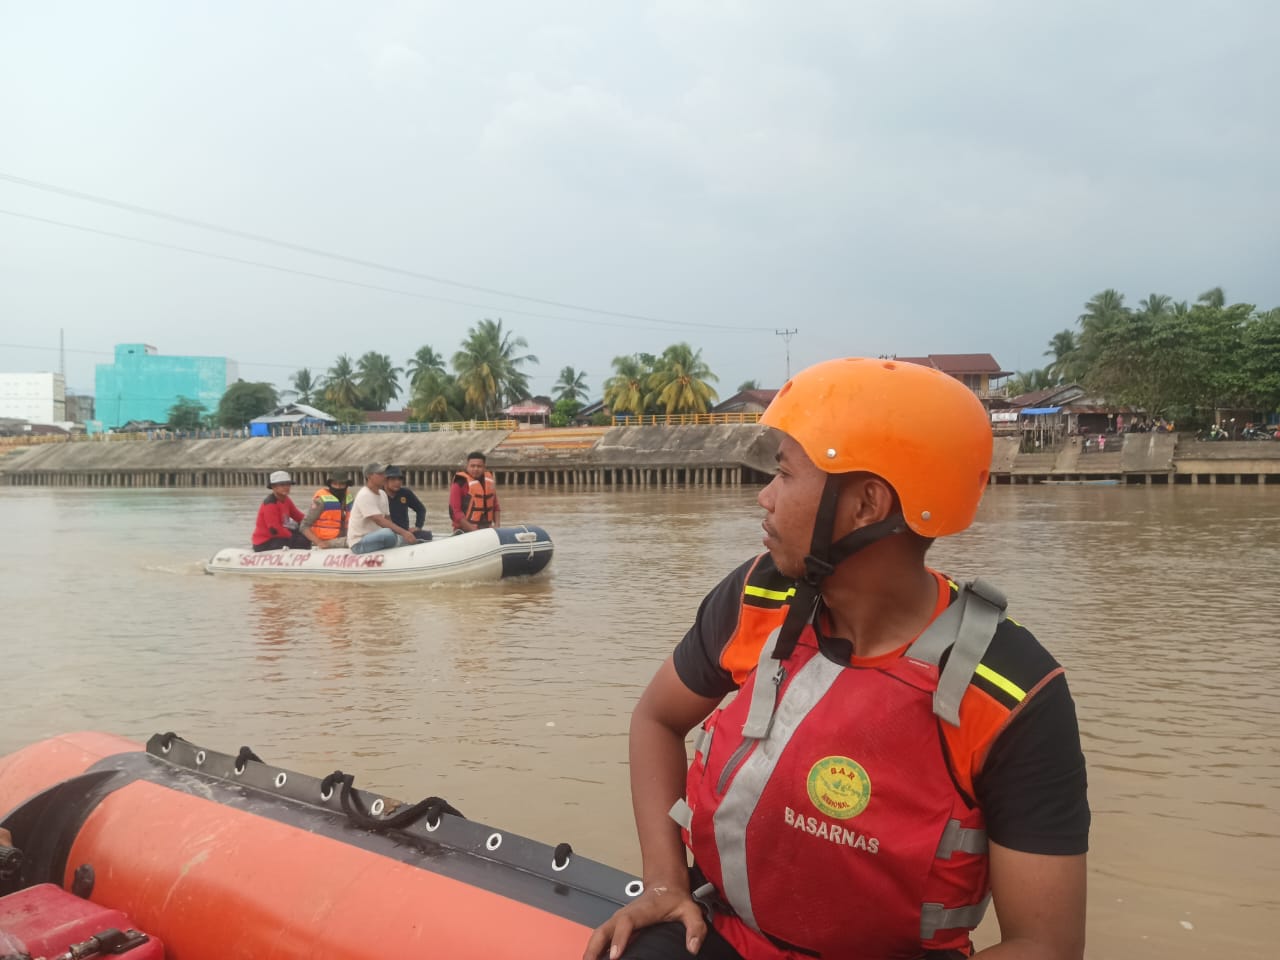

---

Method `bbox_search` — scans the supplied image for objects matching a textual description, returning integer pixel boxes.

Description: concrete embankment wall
[0,425,782,489]
[4,426,1280,488]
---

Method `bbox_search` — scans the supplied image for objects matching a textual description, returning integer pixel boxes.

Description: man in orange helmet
[586,358,1088,960]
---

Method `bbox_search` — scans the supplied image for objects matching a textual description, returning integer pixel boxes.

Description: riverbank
[2,425,1279,487]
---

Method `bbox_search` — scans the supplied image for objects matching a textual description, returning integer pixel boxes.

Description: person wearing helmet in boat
[300,468,354,550]
[251,471,311,552]
[348,462,417,555]
[384,465,432,542]
[586,358,1089,960]
[449,451,500,534]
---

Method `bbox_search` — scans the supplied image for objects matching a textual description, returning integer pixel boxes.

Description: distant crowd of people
[250,451,501,553]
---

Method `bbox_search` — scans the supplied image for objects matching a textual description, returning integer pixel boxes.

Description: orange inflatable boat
[0,732,641,959]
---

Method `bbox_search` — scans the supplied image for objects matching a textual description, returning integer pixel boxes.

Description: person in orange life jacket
[301,469,354,549]
[449,451,500,534]
[384,466,431,542]
[251,471,311,552]
[585,358,1089,960]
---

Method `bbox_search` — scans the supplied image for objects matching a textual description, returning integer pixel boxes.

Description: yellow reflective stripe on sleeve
[744,584,796,602]
[974,663,1026,702]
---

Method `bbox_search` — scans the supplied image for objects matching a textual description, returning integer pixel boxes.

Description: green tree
[553,366,589,405]
[408,369,464,422]
[452,318,538,418]
[291,368,317,405]
[407,345,447,391]
[167,396,206,431]
[1242,308,1280,411]
[356,351,403,411]
[1137,293,1172,318]
[323,355,362,410]
[1004,367,1054,398]
[647,343,719,415]
[549,396,580,428]
[216,381,278,428]
[1042,330,1080,384]
[737,379,760,392]
[603,354,652,417]
[1198,287,1226,309]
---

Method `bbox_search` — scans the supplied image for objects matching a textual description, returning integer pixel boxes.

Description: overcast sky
[2,1,1277,400]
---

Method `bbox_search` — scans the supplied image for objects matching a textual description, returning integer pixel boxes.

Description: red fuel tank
[0,883,163,959]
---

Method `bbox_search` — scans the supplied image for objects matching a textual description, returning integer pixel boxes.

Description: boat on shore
[0,732,638,960]
[205,524,553,582]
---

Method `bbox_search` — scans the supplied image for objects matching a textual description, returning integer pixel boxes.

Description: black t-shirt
[673,557,1090,856]
[387,487,426,529]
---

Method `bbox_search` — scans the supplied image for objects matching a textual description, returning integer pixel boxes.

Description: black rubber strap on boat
[235,746,263,769]
[326,771,465,831]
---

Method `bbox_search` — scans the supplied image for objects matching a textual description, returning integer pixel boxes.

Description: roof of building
[894,354,1011,376]
[250,402,336,425]
[365,410,409,423]
[712,389,778,413]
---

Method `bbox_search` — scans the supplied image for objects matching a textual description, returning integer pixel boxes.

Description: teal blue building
[95,344,238,429]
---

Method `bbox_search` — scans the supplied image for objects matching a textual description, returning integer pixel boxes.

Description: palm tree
[1077,289,1128,335]
[409,369,463,422]
[737,379,760,392]
[603,354,651,417]
[291,368,317,405]
[1138,293,1172,318]
[356,352,404,411]
[1004,367,1055,399]
[452,318,538,418]
[553,366,589,405]
[1197,287,1226,309]
[323,355,362,410]
[1042,330,1079,384]
[647,343,720,415]
[407,345,447,391]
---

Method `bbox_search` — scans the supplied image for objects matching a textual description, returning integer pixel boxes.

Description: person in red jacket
[252,471,310,552]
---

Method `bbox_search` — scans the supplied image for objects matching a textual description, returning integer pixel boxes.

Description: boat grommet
[551,843,572,872]
[195,750,206,766]
[424,815,441,832]
[624,879,644,898]
[320,785,334,801]
[274,772,287,788]
[160,741,172,755]
[233,762,245,776]
[485,832,502,851]
[370,798,385,816]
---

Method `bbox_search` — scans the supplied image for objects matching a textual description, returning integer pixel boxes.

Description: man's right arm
[300,498,330,548]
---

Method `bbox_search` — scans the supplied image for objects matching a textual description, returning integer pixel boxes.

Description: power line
[0,208,768,334]
[0,171,763,330]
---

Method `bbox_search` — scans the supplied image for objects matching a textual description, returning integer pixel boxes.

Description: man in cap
[585,358,1088,960]
[301,468,355,549]
[385,465,431,542]
[251,470,310,551]
[348,462,417,555]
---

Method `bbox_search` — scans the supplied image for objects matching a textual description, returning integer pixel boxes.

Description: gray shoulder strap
[907,578,1008,727]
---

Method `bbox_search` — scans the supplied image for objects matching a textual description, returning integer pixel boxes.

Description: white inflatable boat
[205,525,553,583]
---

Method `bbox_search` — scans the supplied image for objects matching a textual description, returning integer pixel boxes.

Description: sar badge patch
[806,756,871,819]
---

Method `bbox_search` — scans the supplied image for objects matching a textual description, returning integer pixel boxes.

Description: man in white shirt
[348,462,417,555]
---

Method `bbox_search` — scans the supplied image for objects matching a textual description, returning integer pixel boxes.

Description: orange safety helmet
[761,357,993,538]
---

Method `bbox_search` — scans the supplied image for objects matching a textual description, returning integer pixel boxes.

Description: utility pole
[775,328,798,381]
[59,328,65,380]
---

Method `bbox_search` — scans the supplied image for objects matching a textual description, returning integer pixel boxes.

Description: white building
[0,372,66,423]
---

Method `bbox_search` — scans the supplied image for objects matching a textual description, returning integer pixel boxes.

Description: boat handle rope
[319,770,465,832]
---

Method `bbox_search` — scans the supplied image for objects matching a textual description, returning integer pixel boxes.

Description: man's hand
[583,886,706,960]
[0,827,12,847]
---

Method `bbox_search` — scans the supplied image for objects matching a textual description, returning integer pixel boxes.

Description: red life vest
[455,471,497,527]
[675,559,1004,960]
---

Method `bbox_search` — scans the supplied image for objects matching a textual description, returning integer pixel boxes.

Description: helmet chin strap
[773,475,906,662]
